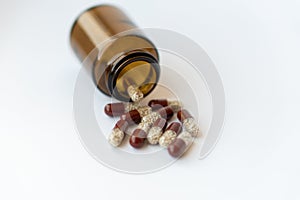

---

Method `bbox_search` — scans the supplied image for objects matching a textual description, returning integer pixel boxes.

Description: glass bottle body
[70,5,160,101]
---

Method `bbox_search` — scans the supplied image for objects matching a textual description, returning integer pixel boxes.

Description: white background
[1,0,299,199]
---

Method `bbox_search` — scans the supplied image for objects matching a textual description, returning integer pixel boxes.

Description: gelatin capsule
[147,118,167,145]
[167,122,182,133]
[177,109,192,122]
[140,112,160,127]
[123,78,144,102]
[129,118,152,148]
[114,120,129,132]
[127,85,144,102]
[167,138,186,158]
[141,106,174,126]
[148,99,168,109]
[108,120,129,147]
[157,106,174,121]
[177,109,201,137]
[120,106,152,125]
[129,128,147,148]
[168,131,192,158]
[104,102,139,117]
[153,117,168,131]
[159,122,182,147]
[148,99,182,112]
[120,110,141,125]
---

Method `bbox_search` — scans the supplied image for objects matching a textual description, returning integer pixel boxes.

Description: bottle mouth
[108,52,160,101]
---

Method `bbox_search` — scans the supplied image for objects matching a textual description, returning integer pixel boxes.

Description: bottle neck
[108,51,160,101]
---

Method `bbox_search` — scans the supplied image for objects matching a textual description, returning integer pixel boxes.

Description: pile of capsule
[104,88,200,158]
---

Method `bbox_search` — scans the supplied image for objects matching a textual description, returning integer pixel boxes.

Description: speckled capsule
[120,106,152,125]
[104,102,139,117]
[141,106,174,126]
[108,120,129,147]
[159,122,182,147]
[147,118,167,145]
[168,131,193,158]
[122,78,144,102]
[148,99,182,112]
[177,109,201,137]
[127,85,144,102]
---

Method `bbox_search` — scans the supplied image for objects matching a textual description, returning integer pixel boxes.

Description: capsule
[141,106,174,125]
[120,106,152,125]
[122,78,144,102]
[129,117,154,148]
[129,106,174,148]
[129,128,148,148]
[104,102,139,117]
[159,122,182,147]
[168,131,193,158]
[108,120,129,147]
[147,118,167,145]
[177,109,201,137]
[156,106,174,121]
[148,99,182,112]
[127,85,144,102]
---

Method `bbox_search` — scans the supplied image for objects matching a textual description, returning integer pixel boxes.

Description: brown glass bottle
[70,5,160,101]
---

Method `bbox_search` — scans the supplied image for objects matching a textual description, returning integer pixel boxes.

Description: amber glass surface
[93,35,159,99]
[114,60,157,100]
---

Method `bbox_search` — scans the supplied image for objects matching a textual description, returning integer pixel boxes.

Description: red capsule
[177,109,193,122]
[104,103,126,117]
[120,110,141,125]
[129,129,147,148]
[148,99,168,110]
[157,106,174,120]
[166,122,182,135]
[114,120,129,132]
[153,118,167,130]
[168,138,187,158]
[148,99,168,107]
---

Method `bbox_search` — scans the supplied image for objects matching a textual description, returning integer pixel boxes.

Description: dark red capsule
[129,129,147,148]
[120,110,141,125]
[148,99,168,110]
[114,120,129,132]
[168,138,187,158]
[166,122,182,135]
[153,118,167,130]
[177,109,193,122]
[157,106,174,121]
[104,103,126,117]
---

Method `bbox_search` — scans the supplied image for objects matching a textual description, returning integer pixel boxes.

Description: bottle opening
[109,52,160,101]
